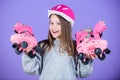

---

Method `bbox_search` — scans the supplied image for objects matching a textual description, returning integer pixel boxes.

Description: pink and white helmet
[48,4,75,26]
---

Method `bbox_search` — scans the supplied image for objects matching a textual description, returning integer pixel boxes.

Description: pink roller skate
[76,21,111,64]
[10,23,41,58]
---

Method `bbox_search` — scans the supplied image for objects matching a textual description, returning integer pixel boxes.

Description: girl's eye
[57,23,61,25]
[50,22,54,25]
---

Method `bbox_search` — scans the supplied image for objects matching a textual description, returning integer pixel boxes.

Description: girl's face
[49,14,61,40]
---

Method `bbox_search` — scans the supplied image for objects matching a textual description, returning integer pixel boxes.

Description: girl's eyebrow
[49,20,60,23]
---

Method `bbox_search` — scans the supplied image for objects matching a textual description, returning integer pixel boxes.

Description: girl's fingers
[86,53,97,60]
[23,46,33,54]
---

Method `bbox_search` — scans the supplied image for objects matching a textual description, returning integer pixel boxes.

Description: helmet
[48,4,75,26]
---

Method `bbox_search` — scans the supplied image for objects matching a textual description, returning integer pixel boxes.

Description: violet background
[0,0,120,80]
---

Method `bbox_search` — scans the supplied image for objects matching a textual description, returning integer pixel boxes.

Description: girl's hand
[23,46,33,54]
[86,53,97,60]
[23,46,36,58]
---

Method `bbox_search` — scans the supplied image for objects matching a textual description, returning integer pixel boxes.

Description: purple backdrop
[0,0,120,80]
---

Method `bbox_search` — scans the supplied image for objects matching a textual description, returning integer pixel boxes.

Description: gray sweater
[22,40,93,80]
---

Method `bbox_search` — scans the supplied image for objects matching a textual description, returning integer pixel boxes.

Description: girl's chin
[53,36,59,39]
[52,35,60,39]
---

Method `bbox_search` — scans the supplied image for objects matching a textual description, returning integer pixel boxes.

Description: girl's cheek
[49,26,51,30]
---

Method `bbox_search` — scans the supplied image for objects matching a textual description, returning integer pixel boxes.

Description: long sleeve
[22,53,43,75]
[75,59,93,78]
[73,40,93,78]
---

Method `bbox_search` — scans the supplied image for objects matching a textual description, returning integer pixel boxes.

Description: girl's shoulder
[38,39,49,43]
[37,39,49,54]
[38,39,49,46]
[72,39,78,56]
[73,39,77,46]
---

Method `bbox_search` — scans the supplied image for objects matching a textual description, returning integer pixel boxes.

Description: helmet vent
[62,8,68,10]
[57,5,61,9]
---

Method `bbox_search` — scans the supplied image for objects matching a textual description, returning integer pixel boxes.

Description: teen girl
[22,4,94,80]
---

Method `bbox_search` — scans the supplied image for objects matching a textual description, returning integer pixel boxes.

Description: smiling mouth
[52,30,59,34]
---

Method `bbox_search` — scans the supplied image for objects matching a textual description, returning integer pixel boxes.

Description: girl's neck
[55,38,60,40]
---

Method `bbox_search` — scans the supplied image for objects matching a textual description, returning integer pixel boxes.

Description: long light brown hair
[40,14,76,56]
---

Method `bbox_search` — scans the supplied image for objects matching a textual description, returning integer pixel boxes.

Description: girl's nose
[52,24,58,28]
